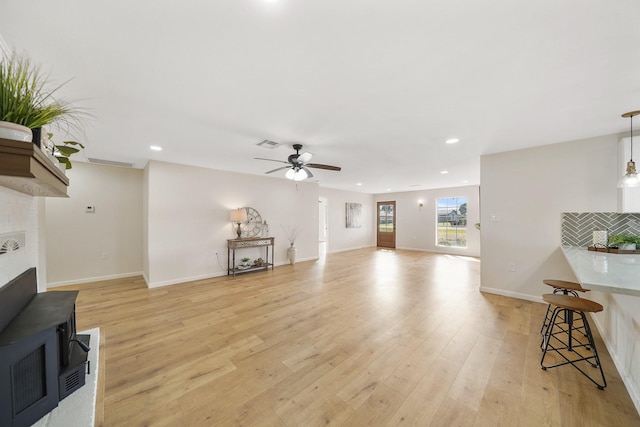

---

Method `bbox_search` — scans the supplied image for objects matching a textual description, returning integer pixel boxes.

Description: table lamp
[230,208,247,238]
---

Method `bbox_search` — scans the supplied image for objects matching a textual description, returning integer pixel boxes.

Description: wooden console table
[227,237,274,276]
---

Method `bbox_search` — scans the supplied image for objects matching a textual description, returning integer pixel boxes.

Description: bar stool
[540,293,606,390]
[539,279,589,336]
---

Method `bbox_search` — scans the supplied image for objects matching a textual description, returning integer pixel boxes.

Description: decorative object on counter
[240,257,251,267]
[241,207,263,238]
[619,110,640,188]
[261,220,269,237]
[253,257,265,267]
[230,208,247,238]
[592,229,608,248]
[608,233,640,250]
[0,52,86,141]
[587,246,640,254]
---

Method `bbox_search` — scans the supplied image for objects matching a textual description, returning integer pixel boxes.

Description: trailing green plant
[55,142,84,170]
[0,52,84,131]
[607,233,640,246]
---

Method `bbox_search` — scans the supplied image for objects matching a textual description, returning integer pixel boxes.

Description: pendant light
[618,110,640,188]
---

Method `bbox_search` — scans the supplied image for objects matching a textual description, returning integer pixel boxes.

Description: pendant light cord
[631,114,634,162]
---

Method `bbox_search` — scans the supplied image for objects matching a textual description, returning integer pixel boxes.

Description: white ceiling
[2,1,640,194]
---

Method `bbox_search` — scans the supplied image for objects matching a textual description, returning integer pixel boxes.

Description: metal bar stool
[539,279,589,336]
[540,293,606,390]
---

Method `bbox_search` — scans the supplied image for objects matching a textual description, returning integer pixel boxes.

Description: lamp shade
[285,168,308,181]
[230,208,247,223]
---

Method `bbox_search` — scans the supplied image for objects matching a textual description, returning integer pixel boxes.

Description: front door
[377,201,396,248]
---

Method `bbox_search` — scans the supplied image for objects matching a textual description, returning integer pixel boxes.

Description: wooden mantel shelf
[0,137,69,197]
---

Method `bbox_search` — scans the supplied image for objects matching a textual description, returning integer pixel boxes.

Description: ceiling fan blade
[307,163,342,171]
[265,166,291,174]
[297,152,313,164]
[255,157,288,164]
[302,167,313,178]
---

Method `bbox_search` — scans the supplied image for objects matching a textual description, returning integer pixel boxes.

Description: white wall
[372,186,481,257]
[45,162,143,286]
[0,186,45,290]
[480,135,618,298]
[481,133,640,412]
[145,160,319,287]
[318,188,375,253]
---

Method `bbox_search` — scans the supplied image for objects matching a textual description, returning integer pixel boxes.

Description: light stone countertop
[561,246,640,297]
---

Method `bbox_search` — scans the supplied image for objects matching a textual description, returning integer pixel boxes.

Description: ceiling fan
[255,144,342,181]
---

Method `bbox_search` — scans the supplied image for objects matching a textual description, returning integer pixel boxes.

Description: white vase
[619,242,636,251]
[0,121,32,142]
[287,244,297,265]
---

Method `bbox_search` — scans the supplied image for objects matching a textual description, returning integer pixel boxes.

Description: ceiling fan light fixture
[619,110,640,188]
[286,168,308,181]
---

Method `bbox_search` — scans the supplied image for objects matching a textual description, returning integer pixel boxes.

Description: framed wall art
[345,203,362,228]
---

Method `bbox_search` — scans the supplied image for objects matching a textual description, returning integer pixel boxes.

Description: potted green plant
[0,52,84,143]
[608,233,640,250]
[240,257,251,267]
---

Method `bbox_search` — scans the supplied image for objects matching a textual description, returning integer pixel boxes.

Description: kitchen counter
[561,246,640,296]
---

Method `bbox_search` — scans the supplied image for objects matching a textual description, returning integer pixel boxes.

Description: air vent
[87,158,135,168]
[256,140,280,149]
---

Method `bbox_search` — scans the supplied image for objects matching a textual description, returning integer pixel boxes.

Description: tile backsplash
[561,212,640,247]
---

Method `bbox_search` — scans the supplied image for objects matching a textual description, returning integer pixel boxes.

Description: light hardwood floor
[58,248,640,426]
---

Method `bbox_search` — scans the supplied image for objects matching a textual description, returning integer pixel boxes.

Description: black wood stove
[0,268,90,427]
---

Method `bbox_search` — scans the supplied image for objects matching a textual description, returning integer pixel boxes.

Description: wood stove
[0,268,90,427]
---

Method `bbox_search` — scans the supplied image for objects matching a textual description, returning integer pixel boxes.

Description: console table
[227,237,275,276]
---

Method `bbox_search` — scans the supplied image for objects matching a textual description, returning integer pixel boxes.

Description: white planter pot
[0,121,32,142]
[619,243,636,250]
[287,244,297,265]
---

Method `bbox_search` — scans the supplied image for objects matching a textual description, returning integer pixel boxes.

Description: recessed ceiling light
[386,188,392,191]
[356,182,363,186]
[150,145,162,151]
[440,170,448,174]
[462,180,469,184]
[445,138,459,144]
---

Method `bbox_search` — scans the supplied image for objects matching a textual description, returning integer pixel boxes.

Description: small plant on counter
[608,233,640,247]
[240,257,251,266]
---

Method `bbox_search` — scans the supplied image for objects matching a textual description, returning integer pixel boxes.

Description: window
[437,197,467,247]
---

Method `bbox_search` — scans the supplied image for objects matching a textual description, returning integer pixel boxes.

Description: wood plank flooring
[57,248,640,426]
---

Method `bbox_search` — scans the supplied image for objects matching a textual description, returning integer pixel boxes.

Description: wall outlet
[100,251,109,260]
[508,263,516,272]
[86,205,95,213]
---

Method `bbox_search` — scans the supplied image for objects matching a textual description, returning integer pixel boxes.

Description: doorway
[319,197,328,257]
[377,201,396,248]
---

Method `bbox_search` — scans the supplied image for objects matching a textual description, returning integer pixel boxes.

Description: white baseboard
[328,245,374,254]
[147,271,228,288]
[47,271,143,288]
[479,286,544,304]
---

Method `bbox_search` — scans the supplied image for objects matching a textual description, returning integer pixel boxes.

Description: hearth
[0,268,90,427]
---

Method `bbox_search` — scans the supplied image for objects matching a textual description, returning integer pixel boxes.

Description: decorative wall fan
[255,144,341,181]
